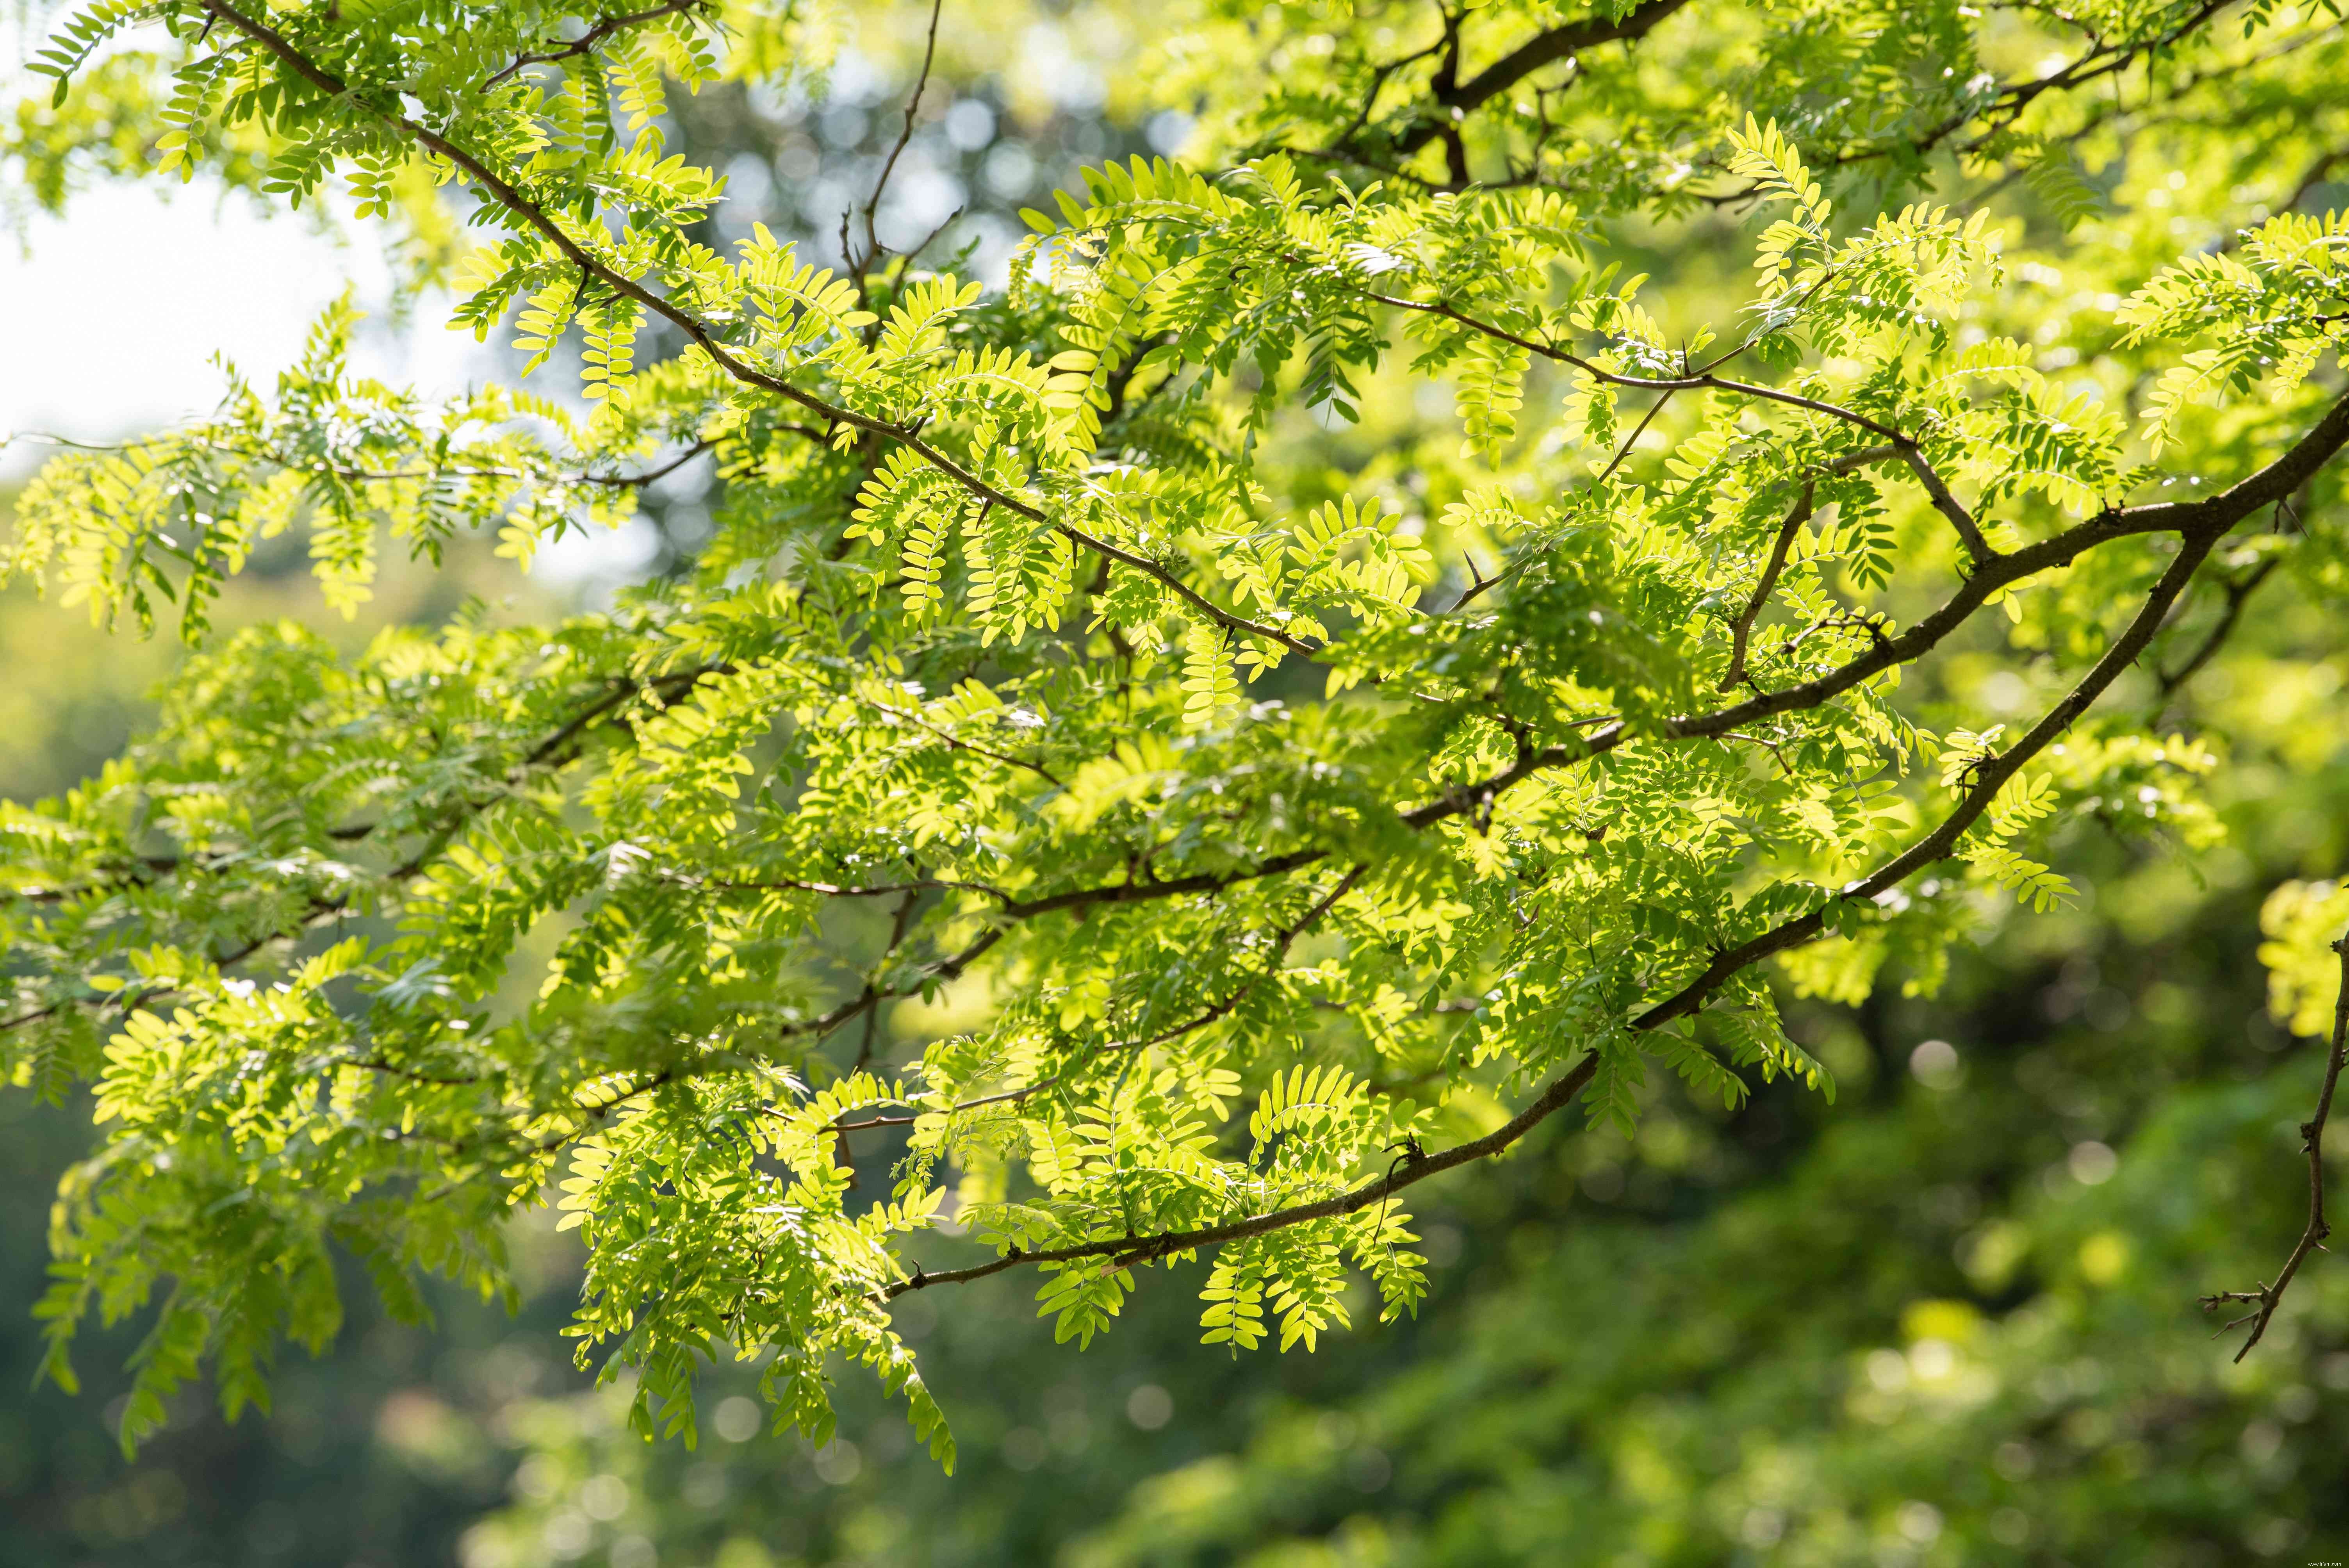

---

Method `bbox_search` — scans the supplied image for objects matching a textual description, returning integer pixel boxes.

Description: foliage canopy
[4,0,2349,1472]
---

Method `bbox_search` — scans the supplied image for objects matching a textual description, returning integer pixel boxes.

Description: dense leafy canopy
[4,0,2349,1486]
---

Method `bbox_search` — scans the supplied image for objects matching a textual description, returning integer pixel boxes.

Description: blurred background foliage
[4,0,2348,1562]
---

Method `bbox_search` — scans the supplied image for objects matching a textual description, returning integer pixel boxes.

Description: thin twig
[864,694,1066,788]
[7,666,716,1025]
[1593,387,1673,486]
[856,0,947,282]
[1719,481,1814,691]
[1716,444,1903,690]
[196,0,1314,657]
[1897,442,1993,563]
[834,865,1369,1133]
[884,1053,1603,1297]
[1379,0,1698,158]
[482,0,708,91]
[859,881,930,1071]
[1351,283,1998,565]
[2153,556,2279,706]
[682,872,1013,903]
[2203,934,2347,1361]
[5,433,740,490]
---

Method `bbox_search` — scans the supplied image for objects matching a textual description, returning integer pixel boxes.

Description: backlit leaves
[5,0,2349,1476]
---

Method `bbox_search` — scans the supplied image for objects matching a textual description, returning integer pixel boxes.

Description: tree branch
[2154,555,2280,707]
[2203,933,2348,1360]
[688,873,1012,902]
[884,1053,1603,1298]
[863,694,1066,788]
[870,385,2349,1300]
[4,665,720,1019]
[1630,517,2231,1032]
[1720,481,1814,692]
[481,0,709,92]
[853,864,1371,1130]
[1383,0,1698,157]
[195,0,1312,658]
[1898,442,1992,563]
[855,0,946,282]
[1353,282,1998,564]
[14,431,743,491]
[843,388,2349,955]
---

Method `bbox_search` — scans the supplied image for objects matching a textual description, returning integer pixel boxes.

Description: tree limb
[872,385,2349,1297]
